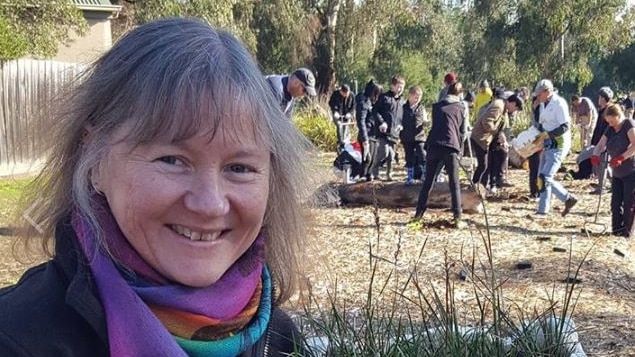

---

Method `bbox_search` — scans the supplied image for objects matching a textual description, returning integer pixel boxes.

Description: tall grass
[294,184,587,356]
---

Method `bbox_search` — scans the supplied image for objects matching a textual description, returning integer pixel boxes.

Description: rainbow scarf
[72,203,271,357]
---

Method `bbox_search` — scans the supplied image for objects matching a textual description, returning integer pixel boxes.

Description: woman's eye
[227,164,254,174]
[157,156,184,166]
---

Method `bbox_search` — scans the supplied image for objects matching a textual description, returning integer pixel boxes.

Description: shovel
[583,177,607,235]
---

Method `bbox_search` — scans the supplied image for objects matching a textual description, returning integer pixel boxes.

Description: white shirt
[539,92,571,149]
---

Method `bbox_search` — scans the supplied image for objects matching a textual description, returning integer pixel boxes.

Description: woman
[356,80,383,181]
[591,103,635,238]
[0,18,309,356]
[414,81,467,229]
[399,85,428,184]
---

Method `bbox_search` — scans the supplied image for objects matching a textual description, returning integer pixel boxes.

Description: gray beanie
[598,86,614,101]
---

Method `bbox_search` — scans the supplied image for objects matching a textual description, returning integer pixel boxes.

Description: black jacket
[329,91,355,118]
[400,102,428,143]
[372,90,403,141]
[591,106,609,146]
[355,93,376,142]
[426,95,466,153]
[0,219,304,357]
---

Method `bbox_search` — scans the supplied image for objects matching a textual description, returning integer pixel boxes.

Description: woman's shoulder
[0,261,58,314]
[268,307,305,353]
[0,259,108,356]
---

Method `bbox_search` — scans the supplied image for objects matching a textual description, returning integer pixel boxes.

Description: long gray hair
[22,17,310,303]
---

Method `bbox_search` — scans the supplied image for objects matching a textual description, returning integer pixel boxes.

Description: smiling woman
[0,17,311,357]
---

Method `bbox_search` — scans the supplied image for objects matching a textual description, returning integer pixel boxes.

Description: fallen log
[338,181,484,213]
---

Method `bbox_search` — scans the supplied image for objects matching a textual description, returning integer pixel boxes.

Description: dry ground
[287,152,634,356]
[0,153,633,356]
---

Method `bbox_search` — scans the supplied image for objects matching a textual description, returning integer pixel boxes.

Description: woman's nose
[183,175,230,217]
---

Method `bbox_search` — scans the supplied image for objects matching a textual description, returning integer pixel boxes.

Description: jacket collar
[54,217,109,345]
[445,94,462,104]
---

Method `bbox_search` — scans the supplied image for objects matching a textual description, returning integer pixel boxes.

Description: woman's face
[95,120,270,287]
[604,113,622,129]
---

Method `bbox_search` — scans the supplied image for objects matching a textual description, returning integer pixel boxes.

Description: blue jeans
[538,148,570,214]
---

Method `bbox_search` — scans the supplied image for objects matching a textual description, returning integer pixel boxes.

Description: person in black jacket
[414,81,467,229]
[371,75,405,181]
[0,18,307,357]
[356,80,383,181]
[399,85,429,184]
[589,86,614,194]
[329,84,356,150]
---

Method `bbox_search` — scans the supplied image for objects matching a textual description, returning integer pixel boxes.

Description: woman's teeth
[171,225,219,241]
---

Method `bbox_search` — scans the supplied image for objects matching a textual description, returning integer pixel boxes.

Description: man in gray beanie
[532,79,578,218]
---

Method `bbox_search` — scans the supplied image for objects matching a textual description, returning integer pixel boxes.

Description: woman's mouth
[170,224,222,241]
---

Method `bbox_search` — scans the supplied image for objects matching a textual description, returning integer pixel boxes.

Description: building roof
[71,0,121,13]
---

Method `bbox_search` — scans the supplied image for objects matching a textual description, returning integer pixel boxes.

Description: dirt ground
[0,153,633,356]
[290,153,634,356]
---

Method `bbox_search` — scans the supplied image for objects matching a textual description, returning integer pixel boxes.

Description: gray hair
[22,17,310,303]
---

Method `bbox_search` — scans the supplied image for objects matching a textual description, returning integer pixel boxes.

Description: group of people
[568,86,635,237]
[335,76,428,184]
[332,72,634,235]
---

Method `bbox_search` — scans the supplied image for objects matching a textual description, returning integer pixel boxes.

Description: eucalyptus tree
[117,0,257,52]
[0,0,86,60]
[251,0,313,75]
[462,0,633,91]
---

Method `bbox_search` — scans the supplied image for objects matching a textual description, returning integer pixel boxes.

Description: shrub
[293,101,339,152]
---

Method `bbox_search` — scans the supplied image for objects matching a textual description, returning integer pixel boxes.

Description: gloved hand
[362,141,371,161]
[379,122,388,133]
[532,131,549,144]
[590,155,601,166]
[609,155,625,168]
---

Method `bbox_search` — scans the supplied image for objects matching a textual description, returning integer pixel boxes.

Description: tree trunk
[314,0,341,95]
[338,181,484,214]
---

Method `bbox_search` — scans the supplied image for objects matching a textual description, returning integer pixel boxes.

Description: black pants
[528,150,541,197]
[415,145,462,219]
[362,139,379,179]
[471,138,488,187]
[488,146,507,189]
[403,141,426,167]
[611,171,635,237]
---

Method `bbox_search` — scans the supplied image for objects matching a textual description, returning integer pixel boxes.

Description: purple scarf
[72,204,264,356]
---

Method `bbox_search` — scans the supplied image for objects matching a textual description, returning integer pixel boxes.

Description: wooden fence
[0,59,85,176]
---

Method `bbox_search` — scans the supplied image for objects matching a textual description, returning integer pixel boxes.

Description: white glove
[362,141,371,161]
[379,122,388,133]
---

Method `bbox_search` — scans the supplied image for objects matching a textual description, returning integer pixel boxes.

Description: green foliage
[111,0,634,101]
[0,17,26,60]
[132,0,258,53]
[293,106,338,152]
[461,0,632,91]
[0,0,86,60]
[0,177,31,225]
[251,0,313,74]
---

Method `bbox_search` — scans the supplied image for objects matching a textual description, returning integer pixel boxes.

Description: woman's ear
[90,163,104,196]
[83,125,105,195]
